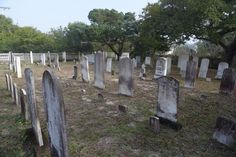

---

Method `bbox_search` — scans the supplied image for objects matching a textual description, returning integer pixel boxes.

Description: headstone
[55,54,61,70]
[24,68,44,146]
[121,52,130,59]
[167,57,172,74]
[193,56,199,68]
[20,89,29,121]
[156,76,179,123]
[9,51,13,70]
[118,57,133,96]
[139,64,146,80]
[179,55,189,77]
[135,56,141,65]
[5,74,10,91]
[219,68,235,94]
[13,56,16,73]
[154,57,167,79]
[48,51,51,66]
[42,70,69,157]
[16,57,22,78]
[94,53,105,89]
[13,83,19,105]
[106,58,112,73]
[86,54,95,64]
[198,58,209,78]
[80,56,90,82]
[215,62,229,79]
[41,53,46,66]
[62,52,66,63]
[184,56,197,88]
[9,75,14,99]
[30,51,33,64]
[213,117,236,146]
[149,116,160,134]
[132,58,137,68]
[145,57,151,65]
[72,65,78,80]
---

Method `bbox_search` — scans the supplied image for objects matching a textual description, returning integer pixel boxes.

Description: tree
[142,0,236,65]
[88,9,138,60]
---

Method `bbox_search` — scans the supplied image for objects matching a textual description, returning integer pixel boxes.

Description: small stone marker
[13,83,19,105]
[5,74,10,91]
[72,65,78,80]
[94,53,105,89]
[219,68,235,94]
[149,116,160,134]
[30,51,33,64]
[87,54,95,64]
[62,51,66,62]
[139,64,146,80]
[132,58,137,68]
[24,68,44,146]
[118,57,134,96]
[184,56,197,88]
[121,52,130,59]
[145,56,151,65]
[154,57,167,79]
[135,56,141,65]
[55,54,61,70]
[167,57,172,74]
[20,89,29,121]
[118,105,128,113]
[42,70,69,157]
[106,58,112,73]
[41,53,46,66]
[16,57,22,78]
[215,62,229,79]
[9,75,14,98]
[198,58,209,78]
[81,56,90,82]
[213,117,236,146]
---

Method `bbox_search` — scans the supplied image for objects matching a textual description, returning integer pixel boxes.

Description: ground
[0,61,235,157]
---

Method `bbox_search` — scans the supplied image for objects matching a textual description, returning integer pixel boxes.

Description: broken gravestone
[20,88,29,121]
[219,68,235,94]
[184,56,197,88]
[94,53,105,89]
[42,70,69,157]
[215,62,229,79]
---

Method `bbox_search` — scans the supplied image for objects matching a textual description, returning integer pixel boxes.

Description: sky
[0,0,157,33]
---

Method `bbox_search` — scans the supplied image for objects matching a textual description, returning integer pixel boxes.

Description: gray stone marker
[20,88,29,121]
[154,57,167,79]
[72,65,78,80]
[9,51,13,70]
[5,74,10,91]
[198,58,209,78]
[48,51,51,66]
[62,51,66,63]
[86,54,95,64]
[42,70,69,157]
[80,56,90,82]
[219,68,235,94]
[193,56,199,68]
[13,83,19,105]
[179,55,189,77]
[41,53,46,66]
[94,53,105,89]
[9,75,14,99]
[55,54,61,71]
[30,51,33,64]
[136,56,141,65]
[167,57,172,74]
[13,56,16,73]
[156,76,179,123]
[16,57,22,78]
[215,62,229,79]
[106,58,112,73]
[149,116,160,134]
[24,68,44,146]
[139,64,146,80]
[132,58,137,68]
[145,56,151,65]
[118,57,133,96]
[184,57,197,88]
[121,52,130,59]
[213,117,236,146]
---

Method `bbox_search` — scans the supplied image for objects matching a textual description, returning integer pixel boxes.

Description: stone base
[154,115,182,131]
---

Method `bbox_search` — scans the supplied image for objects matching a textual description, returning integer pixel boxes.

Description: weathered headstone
[154,57,167,79]
[136,56,141,65]
[13,56,16,73]
[24,68,44,146]
[5,74,10,91]
[179,55,189,77]
[139,64,146,80]
[48,51,51,66]
[213,117,236,146]
[55,54,61,70]
[9,51,13,70]
[62,51,66,63]
[13,83,19,105]
[9,75,14,99]
[167,57,172,74]
[193,56,199,68]
[219,68,235,94]
[20,89,29,121]
[215,62,229,79]
[42,70,69,157]
[106,58,112,73]
[121,52,130,59]
[94,53,105,89]
[72,65,78,80]
[149,116,160,134]
[184,56,197,88]
[145,56,151,65]
[30,51,33,64]
[80,56,90,82]
[132,58,137,68]
[198,58,209,78]
[41,53,46,66]
[86,54,95,64]
[118,57,133,96]
[16,57,22,78]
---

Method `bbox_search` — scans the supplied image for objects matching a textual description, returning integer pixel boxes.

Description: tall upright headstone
[215,62,229,79]
[193,56,199,68]
[13,83,19,106]
[72,65,78,80]
[9,75,14,99]
[24,68,44,146]
[198,58,209,78]
[80,56,90,82]
[20,89,29,121]
[13,56,17,73]
[154,57,167,79]
[106,58,112,73]
[94,53,105,89]
[55,54,61,70]
[135,56,141,65]
[9,51,13,70]
[167,57,172,74]
[184,56,197,88]
[179,55,189,77]
[145,57,151,65]
[219,68,235,94]
[5,74,10,91]
[41,53,46,66]
[48,51,51,66]
[30,51,33,64]
[132,58,137,68]
[16,57,22,78]
[118,57,133,96]
[42,70,69,157]
[62,51,66,63]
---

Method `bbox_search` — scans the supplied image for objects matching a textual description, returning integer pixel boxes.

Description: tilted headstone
[41,53,46,66]
[9,75,14,99]
[139,64,146,80]
[135,56,141,65]
[42,70,69,157]
[24,68,44,146]
[118,57,133,96]
[80,56,90,82]
[106,58,112,73]
[13,83,19,105]
[179,55,189,77]
[20,89,29,121]
[94,53,105,89]
[16,57,22,78]
[215,62,229,79]
[219,68,235,94]
[156,76,179,123]
[167,57,172,74]
[145,57,151,65]
[5,74,10,91]
[184,57,197,88]
[213,117,236,146]
[198,58,209,78]
[62,51,66,63]
[132,58,137,68]
[72,65,78,80]
[30,51,33,64]
[154,57,167,79]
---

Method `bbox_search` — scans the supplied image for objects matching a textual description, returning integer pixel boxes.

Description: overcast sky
[0,0,157,33]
